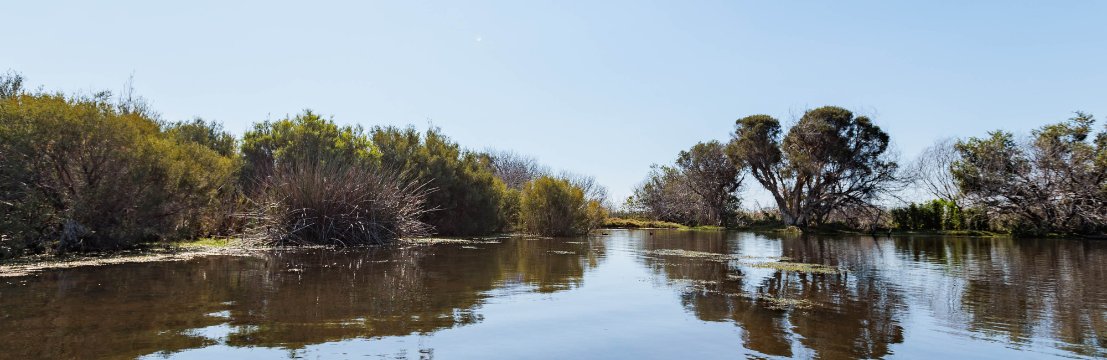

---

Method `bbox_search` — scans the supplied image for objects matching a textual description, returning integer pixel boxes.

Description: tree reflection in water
[639,231,904,359]
[639,230,1107,359]
[1,231,1104,359]
[0,237,606,359]
[894,236,1107,356]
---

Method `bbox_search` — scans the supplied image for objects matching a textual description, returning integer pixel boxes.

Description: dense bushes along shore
[0,73,607,258]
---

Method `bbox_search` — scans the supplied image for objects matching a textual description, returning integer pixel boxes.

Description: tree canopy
[952,112,1107,235]
[372,126,510,235]
[728,106,897,227]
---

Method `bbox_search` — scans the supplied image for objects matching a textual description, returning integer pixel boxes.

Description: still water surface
[1,230,1105,359]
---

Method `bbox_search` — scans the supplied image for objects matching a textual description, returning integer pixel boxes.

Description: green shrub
[240,112,432,245]
[372,126,510,235]
[0,92,236,256]
[164,118,245,236]
[241,110,378,191]
[518,176,606,236]
[890,199,988,232]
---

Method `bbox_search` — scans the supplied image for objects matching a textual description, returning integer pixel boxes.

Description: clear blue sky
[5,1,1106,204]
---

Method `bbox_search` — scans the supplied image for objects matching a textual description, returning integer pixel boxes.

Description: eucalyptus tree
[952,112,1107,234]
[675,140,744,226]
[728,106,898,227]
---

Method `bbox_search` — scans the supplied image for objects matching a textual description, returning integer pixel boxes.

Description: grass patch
[606,217,681,228]
[686,225,724,231]
[174,237,238,248]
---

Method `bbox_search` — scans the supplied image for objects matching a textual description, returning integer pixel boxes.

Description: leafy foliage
[163,118,245,235]
[518,176,606,236]
[890,199,987,231]
[630,165,710,225]
[951,113,1107,235]
[631,140,743,227]
[676,140,744,226]
[729,106,898,227]
[0,89,236,256]
[372,126,509,235]
[165,118,238,157]
[241,110,377,190]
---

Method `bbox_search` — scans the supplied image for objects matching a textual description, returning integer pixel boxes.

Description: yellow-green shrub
[518,176,606,236]
[0,92,236,256]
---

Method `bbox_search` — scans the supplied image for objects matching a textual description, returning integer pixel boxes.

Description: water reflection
[639,232,905,359]
[1,231,1104,359]
[0,237,605,359]
[638,230,1106,359]
[894,236,1107,356]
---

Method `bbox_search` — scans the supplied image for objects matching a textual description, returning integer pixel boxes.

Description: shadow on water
[0,236,606,359]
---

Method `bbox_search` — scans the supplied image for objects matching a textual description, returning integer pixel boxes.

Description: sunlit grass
[601,217,686,229]
[174,237,236,248]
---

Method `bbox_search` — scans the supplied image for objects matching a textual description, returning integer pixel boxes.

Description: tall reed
[245,161,432,246]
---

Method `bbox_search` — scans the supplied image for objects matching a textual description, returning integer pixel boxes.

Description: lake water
[1,229,1104,359]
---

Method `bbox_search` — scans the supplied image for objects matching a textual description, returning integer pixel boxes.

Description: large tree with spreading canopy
[727,106,898,227]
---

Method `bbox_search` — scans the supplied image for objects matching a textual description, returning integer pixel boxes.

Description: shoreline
[0,243,265,278]
[3,229,1096,277]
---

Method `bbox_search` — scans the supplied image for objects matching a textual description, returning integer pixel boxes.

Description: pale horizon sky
[5,1,1106,205]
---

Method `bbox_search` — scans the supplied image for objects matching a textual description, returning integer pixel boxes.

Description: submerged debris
[643,249,736,261]
[759,296,815,310]
[645,249,837,274]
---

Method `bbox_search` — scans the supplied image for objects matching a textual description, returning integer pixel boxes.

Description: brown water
[1,230,1105,359]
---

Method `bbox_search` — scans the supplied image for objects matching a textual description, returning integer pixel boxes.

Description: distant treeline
[624,106,1107,237]
[0,72,606,258]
